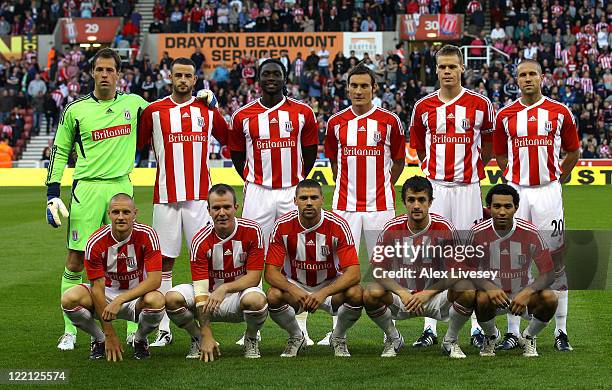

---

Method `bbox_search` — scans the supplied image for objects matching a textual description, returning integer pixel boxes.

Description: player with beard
[137,57,228,347]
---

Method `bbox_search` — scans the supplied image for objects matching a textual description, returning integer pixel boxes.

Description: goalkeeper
[47,49,218,350]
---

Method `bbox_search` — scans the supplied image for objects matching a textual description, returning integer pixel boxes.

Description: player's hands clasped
[509,289,532,315]
[486,288,510,309]
[404,291,433,316]
[288,285,310,312]
[46,197,69,228]
[102,299,123,321]
[105,333,123,362]
[200,337,221,362]
[303,291,326,313]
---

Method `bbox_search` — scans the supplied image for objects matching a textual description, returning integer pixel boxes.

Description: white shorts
[153,200,212,258]
[429,180,483,231]
[510,181,564,253]
[389,290,452,321]
[80,284,140,322]
[170,284,266,323]
[286,278,335,315]
[242,183,297,245]
[334,210,396,258]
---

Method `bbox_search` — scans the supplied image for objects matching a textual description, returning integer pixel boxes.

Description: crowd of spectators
[0,0,137,36]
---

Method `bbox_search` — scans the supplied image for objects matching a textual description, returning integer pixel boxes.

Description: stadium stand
[1,0,610,166]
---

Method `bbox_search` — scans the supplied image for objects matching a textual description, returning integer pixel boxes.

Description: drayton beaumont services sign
[157,32,383,73]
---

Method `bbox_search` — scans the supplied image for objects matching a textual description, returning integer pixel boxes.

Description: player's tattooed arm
[301,144,318,176]
[91,278,123,362]
[559,149,579,184]
[230,151,246,180]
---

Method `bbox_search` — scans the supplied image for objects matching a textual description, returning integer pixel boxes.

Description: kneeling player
[471,184,557,357]
[165,184,267,361]
[61,194,165,361]
[265,179,363,357]
[364,176,476,358]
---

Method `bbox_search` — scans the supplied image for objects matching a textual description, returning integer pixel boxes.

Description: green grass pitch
[1,185,611,389]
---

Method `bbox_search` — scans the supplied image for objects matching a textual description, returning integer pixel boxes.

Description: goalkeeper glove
[46,183,69,228]
[196,89,218,109]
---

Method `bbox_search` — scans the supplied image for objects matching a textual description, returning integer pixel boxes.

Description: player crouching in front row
[165,184,268,361]
[265,179,363,357]
[471,184,557,357]
[61,194,165,361]
[364,176,476,359]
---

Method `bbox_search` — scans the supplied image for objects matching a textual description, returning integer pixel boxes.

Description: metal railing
[460,45,510,67]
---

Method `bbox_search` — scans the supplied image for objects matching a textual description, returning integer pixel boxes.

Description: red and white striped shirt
[493,96,579,186]
[599,54,611,69]
[85,223,162,292]
[138,96,229,204]
[469,218,553,294]
[409,88,494,184]
[325,105,405,212]
[266,210,359,287]
[580,77,593,94]
[371,213,460,292]
[190,218,264,292]
[229,97,318,188]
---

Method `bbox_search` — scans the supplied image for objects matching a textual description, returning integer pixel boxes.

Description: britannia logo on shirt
[461,118,471,130]
[124,109,131,121]
[197,116,205,128]
[320,245,330,256]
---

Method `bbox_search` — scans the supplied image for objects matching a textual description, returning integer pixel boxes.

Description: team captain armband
[193,279,210,307]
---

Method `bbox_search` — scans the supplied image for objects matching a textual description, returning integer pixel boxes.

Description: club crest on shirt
[373,130,381,143]
[517,254,527,266]
[544,120,553,132]
[320,245,330,256]
[126,256,137,269]
[197,116,205,128]
[239,252,247,263]
[124,109,131,121]
[461,118,471,130]
[71,230,78,241]
[284,121,294,133]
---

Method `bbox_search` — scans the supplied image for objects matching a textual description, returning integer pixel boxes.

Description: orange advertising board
[158,32,344,72]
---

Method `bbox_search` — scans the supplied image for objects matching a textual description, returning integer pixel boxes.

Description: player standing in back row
[137,57,228,347]
[229,58,318,344]
[493,59,579,352]
[323,63,405,344]
[409,44,495,348]
[45,48,149,350]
